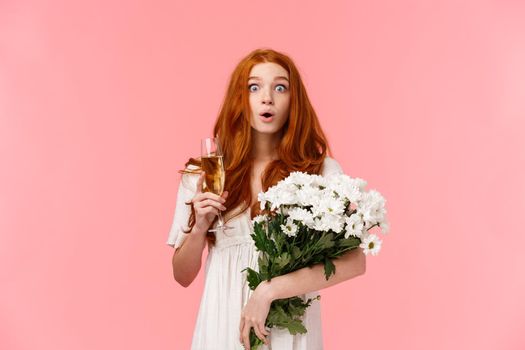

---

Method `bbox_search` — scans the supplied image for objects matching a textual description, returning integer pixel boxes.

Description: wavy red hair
[179,48,333,246]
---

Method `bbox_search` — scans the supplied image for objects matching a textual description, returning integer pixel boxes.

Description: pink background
[1,0,524,349]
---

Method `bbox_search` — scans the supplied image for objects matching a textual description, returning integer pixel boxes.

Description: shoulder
[321,156,344,176]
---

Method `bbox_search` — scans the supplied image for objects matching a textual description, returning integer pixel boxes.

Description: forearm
[264,247,366,301]
[171,227,207,287]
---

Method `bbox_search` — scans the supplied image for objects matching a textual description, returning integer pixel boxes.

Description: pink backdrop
[1,0,524,349]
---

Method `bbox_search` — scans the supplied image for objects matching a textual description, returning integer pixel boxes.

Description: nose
[261,87,273,105]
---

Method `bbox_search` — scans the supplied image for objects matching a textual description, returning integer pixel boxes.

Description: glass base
[208,224,234,232]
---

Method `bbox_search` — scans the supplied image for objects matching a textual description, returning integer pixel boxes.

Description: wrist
[187,226,208,248]
[257,280,277,303]
[191,225,209,237]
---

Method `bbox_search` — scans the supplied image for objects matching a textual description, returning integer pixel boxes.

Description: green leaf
[267,304,288,324]
[245,268,261,290]
[338,237,361,248]
[266,303,308,335]
[258,253,269,272]
[252,227,266,252]
[291,246,302,260]
[323,258,336,280]
[317,233,335,250]
[274,252,291,269]
[287,300,307,318]
[284,319,308,335]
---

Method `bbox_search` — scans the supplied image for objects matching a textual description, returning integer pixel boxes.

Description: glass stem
[217,212,225,226]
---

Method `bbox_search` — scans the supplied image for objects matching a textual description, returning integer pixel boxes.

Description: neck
[251,129,282,162]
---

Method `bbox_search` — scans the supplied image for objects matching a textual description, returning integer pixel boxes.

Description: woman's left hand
[239,281,273,349]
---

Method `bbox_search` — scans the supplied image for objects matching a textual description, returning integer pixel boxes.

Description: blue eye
[275,84,287,92]
[248,83,288,92]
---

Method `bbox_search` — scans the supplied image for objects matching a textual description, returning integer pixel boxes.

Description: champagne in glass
[201,155,225,195]
[201,137,233,232]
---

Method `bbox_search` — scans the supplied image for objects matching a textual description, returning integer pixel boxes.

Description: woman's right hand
[191,171,228,234]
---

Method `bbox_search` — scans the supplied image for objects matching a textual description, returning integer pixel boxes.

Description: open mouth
[258,112,274,123]
[261,112,274,119]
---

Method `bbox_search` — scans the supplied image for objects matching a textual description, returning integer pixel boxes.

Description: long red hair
[179,48,333,246]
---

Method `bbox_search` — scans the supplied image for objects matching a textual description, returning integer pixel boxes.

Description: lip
[259,110,275,123]
[259,114,273,123]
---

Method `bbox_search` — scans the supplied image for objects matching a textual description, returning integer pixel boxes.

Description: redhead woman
[167,48,366,349]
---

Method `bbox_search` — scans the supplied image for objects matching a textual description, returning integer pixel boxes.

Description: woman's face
[248,62,291,135]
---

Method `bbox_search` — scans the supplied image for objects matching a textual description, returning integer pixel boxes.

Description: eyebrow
[248,76,289,82]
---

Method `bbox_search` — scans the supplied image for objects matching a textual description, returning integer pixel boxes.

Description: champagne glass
[201,137,233,232]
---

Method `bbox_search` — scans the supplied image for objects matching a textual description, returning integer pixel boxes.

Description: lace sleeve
[166,172,199,249]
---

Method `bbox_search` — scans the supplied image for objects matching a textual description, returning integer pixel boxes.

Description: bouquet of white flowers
[243,171,389,348]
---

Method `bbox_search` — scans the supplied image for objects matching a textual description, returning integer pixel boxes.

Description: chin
[251,125,282,134]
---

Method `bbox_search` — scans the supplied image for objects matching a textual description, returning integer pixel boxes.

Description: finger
[194,192,226,204]
[195,171,205,194]
[221,190,229,199]
[199,199,227,211]
[239,313,247,334]
[239,317,244,338]
[191,192,221,207]
[242,333,250,350]
[242,324,251,350]
[258,322,270,337]
[207,192,226,202]
[201,207,219,216]
[239,320,244,344]
[253,324,267,345]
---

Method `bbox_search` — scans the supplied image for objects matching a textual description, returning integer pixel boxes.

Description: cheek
[249,96,257,116]
[279,96,291,112]
[247,97,253,115]
[280,103,290,121]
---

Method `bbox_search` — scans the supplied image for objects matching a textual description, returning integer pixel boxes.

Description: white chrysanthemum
[344,214,365,238]
[296,186,322,207]
[258,191,268,210]
[346,177,366,203]
[325,213,346,233]
[284,171,315,188]
[281,181,299,196]
[259,188,274,210]
[348,177,368,192]
[309,214,344,233]
[379,220,390,234]
[357,190,387,226]
[252,214,268,225]
[264,182,299,210]
[311,217,328,231]
[287,207,314,227]
[324,173,344,194]
[277,189,298,208]
[259,186,282,210]
[310,174,328,188]
[311,192,346,217]
[359,233,382,256]
[280,206,290,216]
[280,218,298,237]
[255,170,387,257]
[324,174,364,202]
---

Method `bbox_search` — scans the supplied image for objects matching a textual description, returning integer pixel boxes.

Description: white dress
[167,156,344,350]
